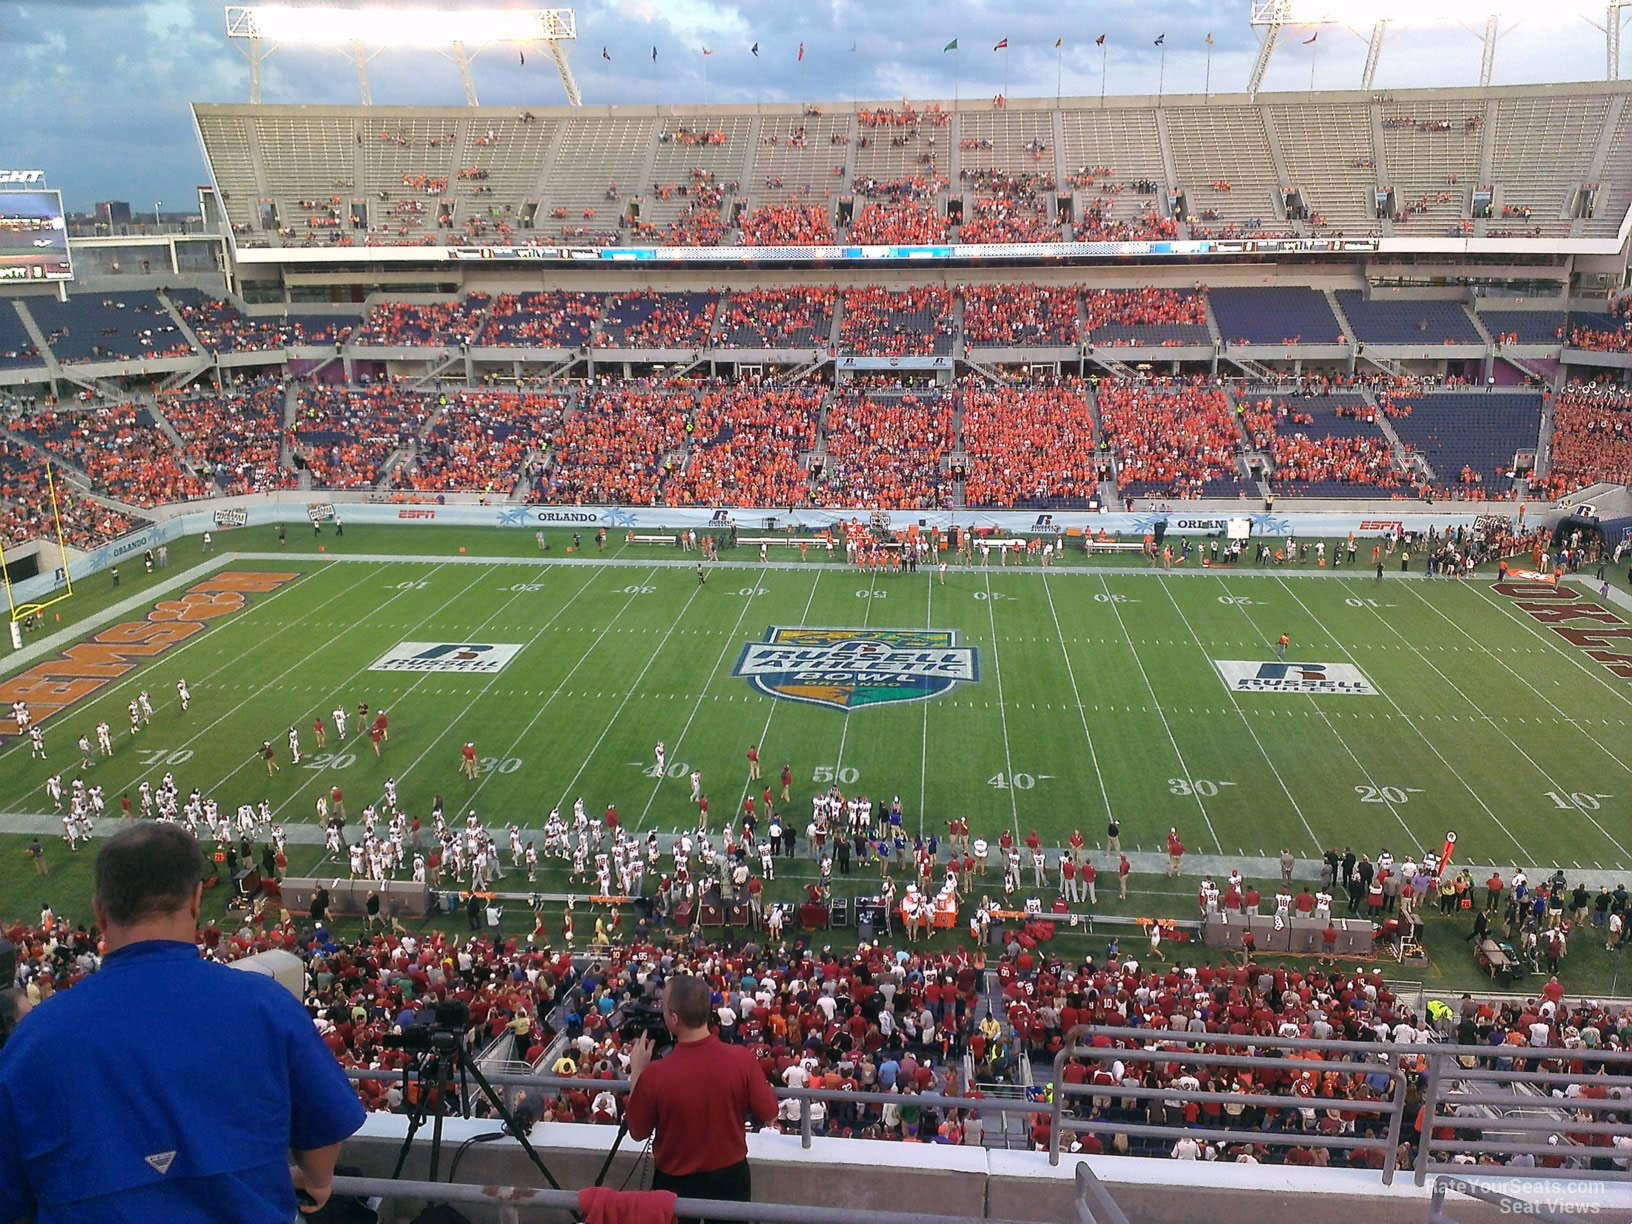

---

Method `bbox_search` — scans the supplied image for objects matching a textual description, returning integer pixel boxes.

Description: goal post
[0,457,76,630]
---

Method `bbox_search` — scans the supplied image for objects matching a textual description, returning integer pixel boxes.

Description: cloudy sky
[0,0,1622,212]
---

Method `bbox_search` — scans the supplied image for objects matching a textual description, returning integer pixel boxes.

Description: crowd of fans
[957,200,1062,245]
[392,391,566,495]
[962,285,1080,347]
[1082,288,1208,335]
[838,287,954,357]
[814,385,955,509]
[291,384,435,489]
[1566,306,1632,352]
[1074,199,1180,243]
[9,401,209,507]
[1239,399,1402,492]
[172,296,352,354]
[598,292,718,350]
[739,203,837,246]
[961,382,1100,507]
[158,378,299,496]
[718,288,836,350]
[667,383,823,507]
[354,298,490,347]
[479,292,604,348]
[848,201,949,246]
[543,379,689,506]
[1096,380,1244,499]
[0,434,142,548]
[1543,382,1632,492]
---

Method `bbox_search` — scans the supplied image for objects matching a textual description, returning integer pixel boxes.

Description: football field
[3,528,1629,901]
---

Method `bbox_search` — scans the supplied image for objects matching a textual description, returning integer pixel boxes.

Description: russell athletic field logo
[733,628,980,712]
[369,643,523,674]
[1214,660,1378,696]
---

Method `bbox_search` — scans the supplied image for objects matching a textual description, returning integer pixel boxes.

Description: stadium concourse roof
[193,78,1632,269]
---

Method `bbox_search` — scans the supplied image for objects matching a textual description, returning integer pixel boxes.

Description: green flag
[943,38,958,52]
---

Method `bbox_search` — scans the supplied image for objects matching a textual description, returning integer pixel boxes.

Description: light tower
[223,5,582,106]
[1248,0,1632,95]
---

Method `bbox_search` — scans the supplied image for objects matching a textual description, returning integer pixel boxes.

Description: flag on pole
[601,47,611,61]
[993,38,1008,51]
[849,41,856,53]
[799,42,806,61]
[944,38,958,52]
[1095,34,1106,46]
[651,46,658,62]
[1154,34,1165,46]
[1204,33,1213,46]
[519,50,525,66]
[751,42,759,57]
[1054,38,1063,49]
[703,47,712,56]
[1303,31,1318,44]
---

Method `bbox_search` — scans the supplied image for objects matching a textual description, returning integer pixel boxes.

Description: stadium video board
[0,188,73,282]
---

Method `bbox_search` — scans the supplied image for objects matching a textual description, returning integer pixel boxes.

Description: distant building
[95,201,132,227]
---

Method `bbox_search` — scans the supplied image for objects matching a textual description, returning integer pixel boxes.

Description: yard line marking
[0,559,386,777]
[736,569,825,819]
[1274,576,1541,865]
[981,571,1022,844]
[550,571,708,814]
[10,562,457,814]
[1464,579,1632,712]
[1096,574,1219,851]
[1041,570,1114,827]
[632,561,773,834]
[345,563,609,822]
[1345,577,1632,860]
[1215,578,1415,849]
[1157,577,1319,851]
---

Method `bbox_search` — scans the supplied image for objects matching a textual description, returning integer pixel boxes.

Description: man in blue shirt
[0,823,365,1223]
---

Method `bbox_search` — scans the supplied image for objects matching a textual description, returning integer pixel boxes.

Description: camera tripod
[388,1026,566,1201]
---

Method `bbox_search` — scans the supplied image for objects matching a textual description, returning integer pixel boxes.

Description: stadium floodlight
[1248,0,1632,92]
[224,5,581,106]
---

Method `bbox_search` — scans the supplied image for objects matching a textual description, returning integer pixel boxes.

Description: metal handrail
[324,1175,1044,1224]
[1047,1024,1632,1186]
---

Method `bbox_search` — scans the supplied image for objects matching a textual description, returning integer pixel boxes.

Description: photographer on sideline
[625,974,778,1223]
[0,824,365,1223]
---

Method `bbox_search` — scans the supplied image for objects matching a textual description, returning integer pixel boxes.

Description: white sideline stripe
[1274,576,1542,864]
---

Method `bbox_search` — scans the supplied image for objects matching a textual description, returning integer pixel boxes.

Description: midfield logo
[734,628,980,712]
[1213,659,1378,696]
[369,642,523,674]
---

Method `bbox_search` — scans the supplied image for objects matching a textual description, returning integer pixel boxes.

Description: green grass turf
[3,529,1630,996]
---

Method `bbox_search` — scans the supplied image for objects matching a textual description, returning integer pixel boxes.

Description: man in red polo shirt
[627,973,779,1217]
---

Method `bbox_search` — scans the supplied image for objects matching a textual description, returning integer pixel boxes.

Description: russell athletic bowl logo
[733,628,980,712]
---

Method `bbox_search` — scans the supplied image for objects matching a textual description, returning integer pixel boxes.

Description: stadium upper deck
[193,81,1632,261]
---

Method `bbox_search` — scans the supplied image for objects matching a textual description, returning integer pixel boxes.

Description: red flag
[1095,34,1106,46]
[993,38,1008,51]
[797,41,805,62]
[702,47,713,56]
